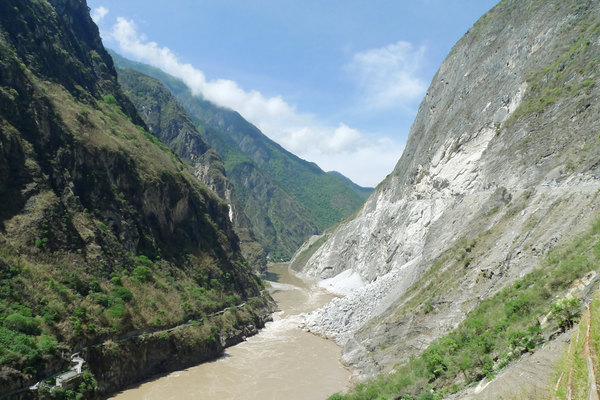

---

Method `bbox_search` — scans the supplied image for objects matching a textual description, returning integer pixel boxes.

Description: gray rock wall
[296,0,600,378]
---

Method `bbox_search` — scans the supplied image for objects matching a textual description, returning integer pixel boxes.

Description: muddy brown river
[109,263,351,400]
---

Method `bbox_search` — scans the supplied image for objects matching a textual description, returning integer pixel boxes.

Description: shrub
[111,275,122,286]
[3,313,41,335]
[102,94,117,105]
[132,265,153,282]
[107,304,126,319]
[135,255,153,267]
[89,280,101,293]
[112,286,133,302]
[89,292,110,307]
[38,335,58,355]
[551,297,581,331]
[0,326,39,365]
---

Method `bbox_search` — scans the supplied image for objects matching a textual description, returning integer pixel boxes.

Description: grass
[554,292,600,399]
[506,18,599,125]
[330,215,600,399]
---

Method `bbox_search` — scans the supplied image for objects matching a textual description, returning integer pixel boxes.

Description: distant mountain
[109,51,373,259]
[115,68,267,273]
[326,170,373,199]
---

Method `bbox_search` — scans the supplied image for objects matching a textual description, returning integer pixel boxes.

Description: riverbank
[90,293,276,398]
[109,263,351,400]
[0,292,276,400]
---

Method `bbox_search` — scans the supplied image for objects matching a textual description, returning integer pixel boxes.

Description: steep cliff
[0,0,272,397]
[109,52,372,260]
[115,68,267,273]
[293,0,600,390]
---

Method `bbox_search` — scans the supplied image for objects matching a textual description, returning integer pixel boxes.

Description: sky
[89,0,498,187]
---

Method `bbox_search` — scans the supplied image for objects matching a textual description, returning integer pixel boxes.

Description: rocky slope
[293,0,600,383]
[116,68,267,273]
[0,0,273,397]
[109,52,372,260]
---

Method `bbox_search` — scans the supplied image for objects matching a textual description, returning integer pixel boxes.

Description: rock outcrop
[116,68,267,273]
[294,0,600,379]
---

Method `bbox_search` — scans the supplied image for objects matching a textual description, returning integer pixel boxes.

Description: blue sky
[89,0,498,187]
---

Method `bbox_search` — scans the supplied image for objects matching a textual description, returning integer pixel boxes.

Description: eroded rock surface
[293,0,600,379]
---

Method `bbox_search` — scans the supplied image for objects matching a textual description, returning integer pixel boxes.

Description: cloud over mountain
[94,10,406,186]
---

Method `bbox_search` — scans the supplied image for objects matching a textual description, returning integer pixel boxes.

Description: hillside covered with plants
[290,0,600,398]
[0,0,273,397]
[115,67,267,273]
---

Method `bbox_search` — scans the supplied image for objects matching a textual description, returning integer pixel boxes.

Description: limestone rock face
[296,0,600,378]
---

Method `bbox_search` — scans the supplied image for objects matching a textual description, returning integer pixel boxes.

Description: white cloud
[347,41,427,110]
[91,6,109,24]
[110,18,301,130]
[107,17,404,187]
[329,124,362,153]
[300,136,404,187]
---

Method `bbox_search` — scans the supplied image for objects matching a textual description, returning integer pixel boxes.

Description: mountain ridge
[108,50,372,259]
[114,67,268,273]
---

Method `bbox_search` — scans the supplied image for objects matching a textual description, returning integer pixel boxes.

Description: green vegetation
[507,18,599,124]
[330,216,600,399]
[112,67,268,271]
[0,1,269,392]
[554,293,600,399]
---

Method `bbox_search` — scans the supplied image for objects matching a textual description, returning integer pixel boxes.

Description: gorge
[1,0,600,399]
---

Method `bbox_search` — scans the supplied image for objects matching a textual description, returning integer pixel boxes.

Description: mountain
[109,51,373,260]
[114,68,267,273]
[0,0,273,397]
[290,0,600,398]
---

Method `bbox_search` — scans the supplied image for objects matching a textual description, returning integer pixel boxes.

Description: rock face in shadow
[116,68,267,273]
[0,0,272,397]
[294,0,600,378]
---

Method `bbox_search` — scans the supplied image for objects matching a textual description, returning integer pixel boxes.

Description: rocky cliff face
[0,0,272,396]
[295,0,600,378]
[116,68,267,273]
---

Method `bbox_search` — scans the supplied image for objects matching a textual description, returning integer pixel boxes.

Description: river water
[109,263,350,400]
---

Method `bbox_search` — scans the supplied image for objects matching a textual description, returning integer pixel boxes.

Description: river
[109,263,351,400]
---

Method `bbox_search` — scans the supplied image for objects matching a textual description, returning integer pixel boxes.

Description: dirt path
[452,332,571,400]
[584,303,599,400]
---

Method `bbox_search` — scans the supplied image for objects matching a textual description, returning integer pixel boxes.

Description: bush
[89,280,101,292]
[135,255,153,267]
[107,304,126,318]
[3,313,41,335]
[89,292,110,307]
[551,297,581,331]
[132,265,153,282]
[112,286,133,302]
[102,94,118,105]
[38,334,58,355]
